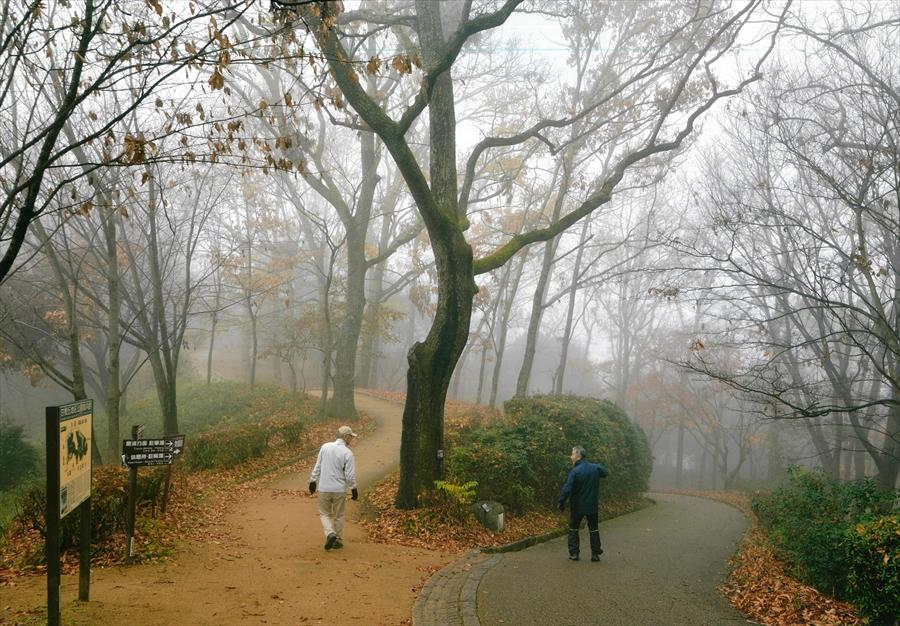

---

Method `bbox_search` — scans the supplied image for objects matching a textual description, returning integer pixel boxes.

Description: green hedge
[445,395,651,513]
[844,514,900,624]
[752,466,897,619]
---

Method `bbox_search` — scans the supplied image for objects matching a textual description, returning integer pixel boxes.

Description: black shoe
[591,554,601,562]
[332,538,344,549]
[568,554,579,561]
[325,533,337,550]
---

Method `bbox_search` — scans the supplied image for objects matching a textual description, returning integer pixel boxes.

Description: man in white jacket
[308,425,358,550]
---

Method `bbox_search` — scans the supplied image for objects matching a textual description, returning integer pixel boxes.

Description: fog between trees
[0,1,897,501]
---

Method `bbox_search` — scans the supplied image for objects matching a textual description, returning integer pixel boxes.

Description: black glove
[351,488,358,501]
[308,481,316,494]
[557,501,565,512]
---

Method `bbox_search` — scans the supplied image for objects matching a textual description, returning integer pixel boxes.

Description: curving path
[3,394,750,626]
[1,392,449,626]
[415,493,749,626]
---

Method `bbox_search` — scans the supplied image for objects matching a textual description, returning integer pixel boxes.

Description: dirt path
[1,394,451,626]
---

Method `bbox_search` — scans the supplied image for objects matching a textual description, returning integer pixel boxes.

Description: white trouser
[317,491,347,538]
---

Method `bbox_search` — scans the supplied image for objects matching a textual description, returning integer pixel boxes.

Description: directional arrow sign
[122,452,174,467]
[167,435,185,456]
[122,439,175,467]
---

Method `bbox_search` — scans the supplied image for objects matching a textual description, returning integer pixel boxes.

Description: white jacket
[310,439,357,493]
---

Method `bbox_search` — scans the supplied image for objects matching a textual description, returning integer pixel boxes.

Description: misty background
[1,0,897,495]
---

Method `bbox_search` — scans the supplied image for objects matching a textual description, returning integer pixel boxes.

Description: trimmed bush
[844,514,900,624]
[446,395,651,512]
[0,423,39,490]
[752,467,896,601]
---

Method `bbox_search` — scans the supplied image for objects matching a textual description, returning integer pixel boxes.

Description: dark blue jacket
[558,459,609,515]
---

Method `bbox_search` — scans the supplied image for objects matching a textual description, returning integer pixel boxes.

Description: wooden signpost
[45,399,93,626]
[121,427,184,562]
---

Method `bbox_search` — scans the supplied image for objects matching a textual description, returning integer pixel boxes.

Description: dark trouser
[568,510,601,556]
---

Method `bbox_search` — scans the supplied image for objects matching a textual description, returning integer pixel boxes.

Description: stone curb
[481,527,567,554]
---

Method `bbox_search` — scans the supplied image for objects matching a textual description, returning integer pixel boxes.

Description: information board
[58,400,92,519]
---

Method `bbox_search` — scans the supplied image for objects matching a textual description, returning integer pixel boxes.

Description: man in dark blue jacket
[558,445,609,561]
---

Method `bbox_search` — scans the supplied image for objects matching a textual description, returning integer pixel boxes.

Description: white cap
[337,425,358,439]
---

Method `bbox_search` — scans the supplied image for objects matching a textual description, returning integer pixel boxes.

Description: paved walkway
[414,493,749,626]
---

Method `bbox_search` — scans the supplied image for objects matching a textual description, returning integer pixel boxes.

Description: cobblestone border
[412,499,657,625]
[413,550,499,626]
[412,528,567,626]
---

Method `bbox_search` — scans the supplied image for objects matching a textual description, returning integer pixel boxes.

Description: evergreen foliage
[752,466,897,620]
[844,514,900,624]
[446,395,651,512]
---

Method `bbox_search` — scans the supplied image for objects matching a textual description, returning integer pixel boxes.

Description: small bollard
[471,500,505,532]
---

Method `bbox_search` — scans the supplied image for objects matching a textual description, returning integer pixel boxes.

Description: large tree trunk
[396,228,475,507]
[396,32,476,505]
[475,339,489,405]
[322,40,382,417]
[319,273,334,419]
[357,176,406,389]
[358,248,388,389]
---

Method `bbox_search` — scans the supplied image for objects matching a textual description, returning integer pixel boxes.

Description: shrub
[0,422,40,490]
[446,395,651,512]
[183,422,270,471]
[752,466,896,600]
[276,419,306,444]
[420,480,480,523]
[433,480,478,507]
[844,514,900,624]
[10,465,167,562]
[124,381,318,438]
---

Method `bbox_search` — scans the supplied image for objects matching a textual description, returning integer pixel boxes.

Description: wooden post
[161,465,173,516]
[125,424,142,564]
[46,407,61,626]
[78,497,90,600]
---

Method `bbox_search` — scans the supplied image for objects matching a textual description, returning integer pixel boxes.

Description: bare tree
[0,1,265,283]
[289,0,786,507]
[681,4,900,489]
